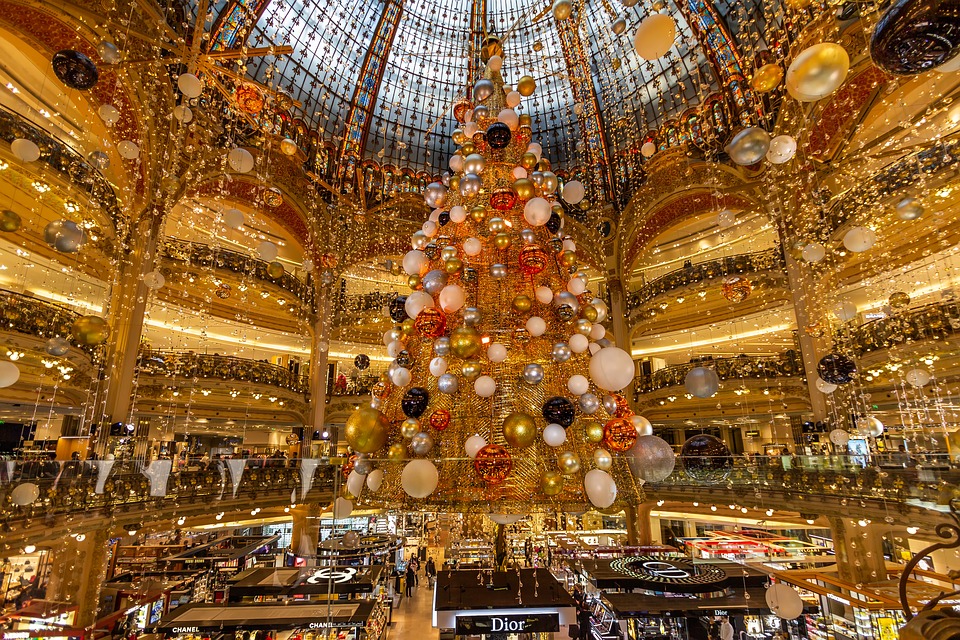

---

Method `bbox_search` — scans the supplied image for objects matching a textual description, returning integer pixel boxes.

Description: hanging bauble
[280,138,299,156]
[766,135,797,164]
[802,242,826,262]
[585,421,604,443]
[266,261,284,279]
[751,63,784,93]
[235,82,266,114]
[523,363,545,385]
[475,444,513,484]
[45,220,84,253]
[487,343,508,363]
[584,469,617,508]
[389,295,408,322]
[517,75,537,96]
[228,147,255,173]
[450,327,482,358]
[424,182,447,208]
[562,180,585,205]
[603,417,638,452]
[345,406,389,453]
[906,368,932,387]
[429,409,451,431]
[518,244,549,275]
[589,347,635,391]
[817,353,857,384]
[354,354,371,371]
[524,197,552,226]
[641,141,657,158]
[842,226,877,252]
[612,16,627,34]
[465,434,488,458]
[97,41,121,64]
[401,387,430,417]
[896,197,925,220]
[553,343,572,363]
[870,0,960,75]
[117,140,140,160]
[829,429,850,446]
[405,291,434,319]
[553,0,573,19]
[627,435,676,482]
[437,373,458,394]
[685,367,719,398]
[889,291,911,309]
[88,150,110,169]
[45,337,70,356]
[491,187,518,211]
[594,449,613,471]
[680,434,733,481]
[401,459,439,498]
[0,361,19,388]
[474,79,495,101]
[765,583,805,620]
[454,98,473,123]
[542,397,576,428]
[503,412,537,448]
[143,270,165,290]
[411,431,435,455]
[52,50,98,89]
[0,210,20,232]
[98,104,120,125]
[633,14,676,59]
[10,483,39,506]
[816,377,838,394]
[720,276,753,302]
[11,138,40,162]
[473,375,495,397]
[177,73,204,98]
[438,284,465,313]
[725,127,771,165]
[173,105,193,123]
[71,314,108,346]
[421,269,448,295]
[858,416,885,438]
[486,122,512,148]
[257,240,278,261]
[554,291,580,320]
[415,307,447,338]
[558,451,581,475]
[786,43,850,101]
[541,470,564,495]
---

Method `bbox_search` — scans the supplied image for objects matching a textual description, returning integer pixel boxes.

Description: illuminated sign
[306,567,357,585]
[609,556,728,589]
[455,614,559,634]
[171,627,201,634]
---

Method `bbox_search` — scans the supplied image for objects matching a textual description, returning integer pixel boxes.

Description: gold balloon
[518,114,532,128]
[514,178,536,199]
[513,295,532,312]
[390,263,402,276]
[520,153,538,170]
[541,470,564,496]
[537,158,552,172]
[558,250,577,268]
[584,421,604,443]
[751,63,783,93]
[494,233,512,250]
[470,205,487,223]
[449,175,461,193]
[388,443,406,461]
[461,362,482,380]
[444,257,463,274]
[72,315,108,346]
[558,451,581,475]
[408,275,422,290]
[345,406,389,453]
[503,412,537,448]
[401,319,416,335]
[401,418,420,439]
[581,304,598,322]
[552,0,573,20]
[578,199,590,210]
[517,75,536,97]
[453,129,467,145]
[450,326,482,358]
[461,141,476,155]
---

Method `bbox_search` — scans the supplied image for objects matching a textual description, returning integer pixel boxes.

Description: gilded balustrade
[137,349,308,394]
[0,289,97,358]
[850,300,960,357]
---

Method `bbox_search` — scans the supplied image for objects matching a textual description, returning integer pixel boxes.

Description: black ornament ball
[354,354,370,370]
[438,211,451,226]
[390,295,408,323]
[870,0,960,75]
[401,387,430,418]
[396,350,412,368]
[546,212,562,234]
[542,396,576,428]
[680,434,733,482]
[486,122,512,149]
[818,353,857,384]
[52,50,99,90]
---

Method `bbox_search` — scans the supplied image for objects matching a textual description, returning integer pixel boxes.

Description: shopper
[719,616,734,640]
[425,557,436,587]
[404,562,415,597]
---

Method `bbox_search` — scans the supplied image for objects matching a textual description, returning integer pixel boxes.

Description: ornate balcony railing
[633,352,804,400]
[330,372,388,397]
[627,248,786,311]
[332,290,399,329]
[160,239,314,305]
[137,349,308,394]
[851,300,960,357]
[0,289,98,358]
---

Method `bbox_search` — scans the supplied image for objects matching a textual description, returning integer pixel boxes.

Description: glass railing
[137,349,309,393]
[627,248,785,311]
[633,352,804,399]
[160,239,314,305]
[0,289,98,358]
[851,300,960,356]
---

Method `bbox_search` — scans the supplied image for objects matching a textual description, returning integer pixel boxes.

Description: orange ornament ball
[429,409,451,431]
[235,83,266,114]
[613,394,632,418]
[415,306,447,338]
[453,98,473,123]
[603,417,638,453]
[518,244,549,276]
[474,444,513,485]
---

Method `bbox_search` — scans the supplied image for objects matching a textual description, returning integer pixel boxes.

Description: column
[45,527,111,627]
[606,277,630,351]
[625,503,656,546]
[307,282,333,453]
[291,503,322,565]
[828,517,887,585]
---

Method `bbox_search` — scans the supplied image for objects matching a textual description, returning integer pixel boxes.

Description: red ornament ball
[490,187,518,211]
[518,245,549,276]
[603,417,638,453]
[429,409,451,431]
[613,394,632,418]
[415,307,447,338]
[474,444,513,485]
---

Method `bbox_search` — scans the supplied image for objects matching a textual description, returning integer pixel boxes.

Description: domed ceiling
[208,0,772,175]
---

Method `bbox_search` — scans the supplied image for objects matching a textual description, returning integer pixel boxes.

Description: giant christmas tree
[343,48,644,515]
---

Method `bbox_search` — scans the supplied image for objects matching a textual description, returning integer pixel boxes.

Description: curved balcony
[137,350,308,394]
[160,239,315,306]
[627,248,785,314]
[332,291,398,329]
[851,300,960,357]
[632,352,805,401]
[0,289,97,359]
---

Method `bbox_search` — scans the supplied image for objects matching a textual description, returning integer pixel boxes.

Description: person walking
[719,616,734,640]
[425,557,436,587]
[405,562,415,598]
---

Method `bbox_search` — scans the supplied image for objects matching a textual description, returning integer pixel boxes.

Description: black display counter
[227,566,384,601]
[577,557,768,594]
[155,601,379,634]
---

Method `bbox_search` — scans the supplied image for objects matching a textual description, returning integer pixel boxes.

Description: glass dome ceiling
[211,0,771,174]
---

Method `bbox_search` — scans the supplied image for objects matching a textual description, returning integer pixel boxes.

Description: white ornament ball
[98,104,120,125]
[450,205,466,223]
[842,226,877,252]
[815,377,838,394]
[488,54,503,71]
[449,155,464,173]
[526,316,547,337]
[346,469,365,497]
[177,73,203,98]
[829,429,850,446]
[524,197,552,226]
[561,180,585,205]
[257,241,278,261]
[0,361,20,388]
[11,138,40,162]
[765,583,804,620]
[465,434,487,458]
[474,375,496,397]
[766,135,797,164]
[567,277,587,295]
[717,209,736,228]
[535,286,554,304]
[631,415,653,436]
[400,460,439,498]
[223,208,245,230]
[366,469,384,492]
[404,290,435,319]
[117,140,140,160]
[439,284,465,312]
[463,237,483,256]
[590,324,606,340]
[568,375,590,396]
[402,249,428,275]
[641,141,657,158]
[332,497,353,519]
[527,143,543,159]
[498,108,520,131]
[10,482,39,506]
[487,343,508,363]
[429,357,448,377]
[172,105,193,123]
[905,368,932,387]
[543,424,567,447]
[391,367,412,387]
[569,333,589,353]
[228,147,255,173]
[589,347,635,391]
[143,271,165,290]
[802,242,826,262]
[506,91,522,108]
[584,469,617,509]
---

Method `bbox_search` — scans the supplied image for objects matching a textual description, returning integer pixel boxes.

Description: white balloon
[843,226,876,252]
[567,277,587,295]
[439,284,465,313]
[543,424,567,447]
[332,496,353,519]
[10,482,39,506]
[829,428,850,446]
[832,300,857,322]
[387,340,403,357]
[223,208,244,229]
[765,583,804,620]
[641,141,657,158]
[465,434,487,458]
[589,347,635,391]
[11,138,40,162]
[404,290,435,319]
[567,375,590,396]
[98,104,120,125]
[631,415,653,436]
[498,108,520,131]
[474,375,496,397]
[401,460,439,499]
[449,155,464,173]
[172,105,193,123]
[391,367,412,387]
[0,361,19,388]
[562,180,585,205]
[906,368,932,387]
[527,143,543,160]
[463,122,479,138]
[766,135,797,164]
[506,91,521,108]
[488,513,523,525]
[177,73,204,98]
[562,238,577,252]
[569,333,589,353]
[488,343,508,363]
[512,166,528,180]
[450,205,466,223]
[590,324,606,340]
[143,271,165,290]
[257,241,278,261]
[402,250,428,275]
[429,357,448,377]
[463,238,483,256]
[117,140,140,159]
[346,470,365,497]
[228,147,255,173]
[584,469,617,509]
[535,286,554,304]
[633,13,676,60]
[422,220,438,237]
[524,197,552,226]
[488,54,503,71]
[366,469,384,492]
[717,209,736,228]
[816,377,838,394]
[526,316,547,337]
[802,242,826,262]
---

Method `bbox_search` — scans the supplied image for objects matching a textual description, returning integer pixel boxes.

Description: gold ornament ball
[489,217,507,233]
[537,158,552,172]
[345,406,390,453]
[584,421,604,443]
[401,418,420,439]
[401,319,416,335]
[542,172,559,194]
[558,250,578,268]
[594,449,613,471]
[0,210,21,232]
[513,295,532,312]
[266,261,284,278]
[576,319,593,336]
[889,291,911,309]
[390,262,402,276]
[513,178,536,200]
[444,257,463,274]
[558,451,581,475]
[519,114,532,128]
[388,443,406,461]
[578,199,590,210]
[453,129,467,145]
[461,141,476,155]
[461,362,482,380]
[72,315,108,346]
[441,246,458,261]
[751,63,783,93]
[450,326,482,359]
[449,175,461,193]
[553,0,573,20]
[581,304,598,322]
[541,470,564,496]
[471,205,487,223]
[520,153,538,170]
[517,75,536,97]
[552,204,564,216]
[503,412,537,448]
[494,233,512,250]
[408,274,422,290]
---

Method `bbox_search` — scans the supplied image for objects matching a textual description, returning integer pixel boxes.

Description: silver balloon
[602,395,618,414]
[43,220,64,245]
[490,263,508,279]
[424,182,447,208]
[422,269,448,295]
[579,393,600,414]
[522,363,545,385]
[463,307,482,326]
[434,337,451,356]
[896,197,924,220]
[412,231,428,250]
[46,220,84,253]
[411,432,434,455]
[627,435,676,483]
[354,455,373,475]
[552,342,572,363]
[97,41,121,64]
[596,338,613,348]
[473,105,489,120]
[460,173,482,197]
[591,298,609,323]
[463,153,486,175]
[474,79,495,102]
[685,366,720,398]
[441,171,451,186]
[45,336,70,356]
[438,373,459,394]
[725,127,771,166]
[521,229,536,244]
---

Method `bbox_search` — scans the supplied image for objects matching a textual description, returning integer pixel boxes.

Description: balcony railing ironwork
[138,349,308,394]
[633,352,804,400]
[851,300,960,357]
[0,289,97,358]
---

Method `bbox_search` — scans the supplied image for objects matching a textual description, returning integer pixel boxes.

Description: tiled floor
[386,573,438,640]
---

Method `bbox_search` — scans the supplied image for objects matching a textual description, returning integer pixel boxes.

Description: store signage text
[306,567,357,585]
[307,622,364,629]
[455,614,559,634]
[640,561,690,579]
[171,627,201,634]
